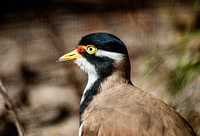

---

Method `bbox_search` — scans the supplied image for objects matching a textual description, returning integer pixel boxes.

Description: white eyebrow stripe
[95,49,124,61]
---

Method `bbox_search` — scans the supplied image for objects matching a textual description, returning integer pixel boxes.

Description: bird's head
[58,32,131,83]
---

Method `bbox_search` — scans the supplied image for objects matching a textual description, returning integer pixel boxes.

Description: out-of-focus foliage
[0,0,199,136]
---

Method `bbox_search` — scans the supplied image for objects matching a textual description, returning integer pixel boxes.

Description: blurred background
[0,0,200,136]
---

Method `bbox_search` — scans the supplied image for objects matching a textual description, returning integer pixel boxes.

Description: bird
[57,32,196,136]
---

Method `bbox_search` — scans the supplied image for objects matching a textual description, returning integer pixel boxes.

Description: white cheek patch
[75,57,96,74]
[75,58,99,104]
[95,49,124,61]
[74,50,123,105]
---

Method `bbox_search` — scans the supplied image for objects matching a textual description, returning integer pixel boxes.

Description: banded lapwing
[58,33,196,136]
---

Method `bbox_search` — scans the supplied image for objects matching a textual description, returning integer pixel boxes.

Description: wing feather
[80,84,195,136]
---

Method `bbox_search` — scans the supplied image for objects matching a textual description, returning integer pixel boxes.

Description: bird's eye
[85,45,97,54]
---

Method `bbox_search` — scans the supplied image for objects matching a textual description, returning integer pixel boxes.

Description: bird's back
[57,32,196,136]
[81,84,196,136]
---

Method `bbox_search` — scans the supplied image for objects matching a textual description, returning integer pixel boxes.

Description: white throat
[75,57,99,104]
[74,50,123,105]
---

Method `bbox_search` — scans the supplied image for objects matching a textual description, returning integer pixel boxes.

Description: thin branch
[0,79,25,136]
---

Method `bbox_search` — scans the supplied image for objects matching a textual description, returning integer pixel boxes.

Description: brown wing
[80,84,195,136]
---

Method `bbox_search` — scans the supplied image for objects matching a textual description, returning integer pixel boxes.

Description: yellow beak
[57,49,82,62]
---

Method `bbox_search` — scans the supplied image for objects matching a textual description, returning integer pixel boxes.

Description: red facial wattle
[77,45,84,53]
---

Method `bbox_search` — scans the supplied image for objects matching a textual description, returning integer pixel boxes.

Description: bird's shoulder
[81,84,195,136]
